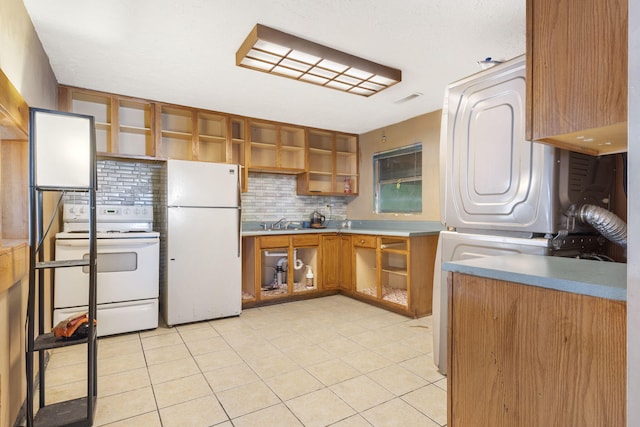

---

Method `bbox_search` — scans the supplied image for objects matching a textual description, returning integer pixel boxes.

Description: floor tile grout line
[88,295,446,427]
[136,329,166,427]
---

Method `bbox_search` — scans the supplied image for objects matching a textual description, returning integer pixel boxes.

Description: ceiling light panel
[236,24,402,97]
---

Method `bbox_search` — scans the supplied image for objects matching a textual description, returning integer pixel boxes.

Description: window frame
[373,142,422,214]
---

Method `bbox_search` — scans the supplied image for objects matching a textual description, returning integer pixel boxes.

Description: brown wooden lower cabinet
[447,272,626,426]
[242,232,438,318]
[321,234,352,291]
[242,234,335,307]
[349,234,438,318]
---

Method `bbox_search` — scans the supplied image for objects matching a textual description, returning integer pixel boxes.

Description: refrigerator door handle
[237,207,242,258]
[237,167,242,258]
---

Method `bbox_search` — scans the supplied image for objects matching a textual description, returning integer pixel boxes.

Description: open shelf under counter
[380,241,407,252]
[260,286,289,298]
[357,286,379,298]
[380,287,408,307]
[381,266,408,275]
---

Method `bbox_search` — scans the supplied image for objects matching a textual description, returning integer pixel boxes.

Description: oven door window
[82,252,138,273]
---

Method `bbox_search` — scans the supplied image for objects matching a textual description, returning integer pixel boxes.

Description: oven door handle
[56,238,160,247]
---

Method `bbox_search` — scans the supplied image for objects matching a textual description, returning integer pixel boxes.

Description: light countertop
[241,220,444,237]
[442,254,626,301]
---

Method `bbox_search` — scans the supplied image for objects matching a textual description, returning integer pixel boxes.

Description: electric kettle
[310,210,326,227]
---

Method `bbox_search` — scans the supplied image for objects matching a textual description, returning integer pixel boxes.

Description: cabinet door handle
[359,239,365,244]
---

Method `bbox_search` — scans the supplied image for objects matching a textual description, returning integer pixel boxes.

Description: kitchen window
[373,143,422,213]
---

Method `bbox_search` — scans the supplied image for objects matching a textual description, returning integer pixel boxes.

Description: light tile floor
[42,295,447,426]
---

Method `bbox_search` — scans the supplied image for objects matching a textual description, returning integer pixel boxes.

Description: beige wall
[348,110,442,221]
[0,0,57,109]
[0,0,57,425]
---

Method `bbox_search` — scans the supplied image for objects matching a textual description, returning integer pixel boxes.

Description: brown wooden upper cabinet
[157,105,195,160]
[157,105,244,164]
[58,86,156,159]
[297,129,359,196]
[58,85,357,194]
[247,120,306,174]
[525,0,628,155]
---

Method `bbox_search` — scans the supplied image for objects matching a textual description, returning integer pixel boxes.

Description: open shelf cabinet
[297,130,359,195]
[350,234,438,318]
[242,234,322,306]
[26,108,98,427]
[158,105,194,160]
[247,121,306,173]
[58,86,156,160]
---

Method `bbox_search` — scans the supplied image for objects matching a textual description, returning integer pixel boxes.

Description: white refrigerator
[163,159,242,326]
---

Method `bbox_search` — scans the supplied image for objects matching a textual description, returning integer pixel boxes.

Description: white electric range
[54,204,160,336]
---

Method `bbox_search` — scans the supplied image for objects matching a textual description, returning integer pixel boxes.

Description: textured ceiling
[23,0,526,134]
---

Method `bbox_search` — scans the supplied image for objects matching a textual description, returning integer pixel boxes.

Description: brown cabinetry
[58,86,358,190]
[297,129,358,195]
[350,234,438,317]
[526,0,628,155]
[447,272,626,426]
[321,234,352,291]
[247,121,305,173]
[58,86,156,159]
[242,232,438,317]
[242,234,324,306]
[158,105,194,160]
[157,104,241,164]
[59,86,244,163]
[0,69,29,294]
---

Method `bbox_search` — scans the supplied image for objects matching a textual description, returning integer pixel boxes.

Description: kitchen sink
[260,220,301,231]
[262,225,301,231]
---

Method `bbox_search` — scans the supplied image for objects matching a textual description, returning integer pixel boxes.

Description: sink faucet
[271,217,287,229]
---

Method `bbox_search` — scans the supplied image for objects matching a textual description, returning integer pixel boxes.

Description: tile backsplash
[62,159,163,206]
[63,162,349,224]
[241,172,349,223]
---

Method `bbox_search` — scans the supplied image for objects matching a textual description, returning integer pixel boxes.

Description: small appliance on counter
[54,204,160,337]
[310,209,326,228]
